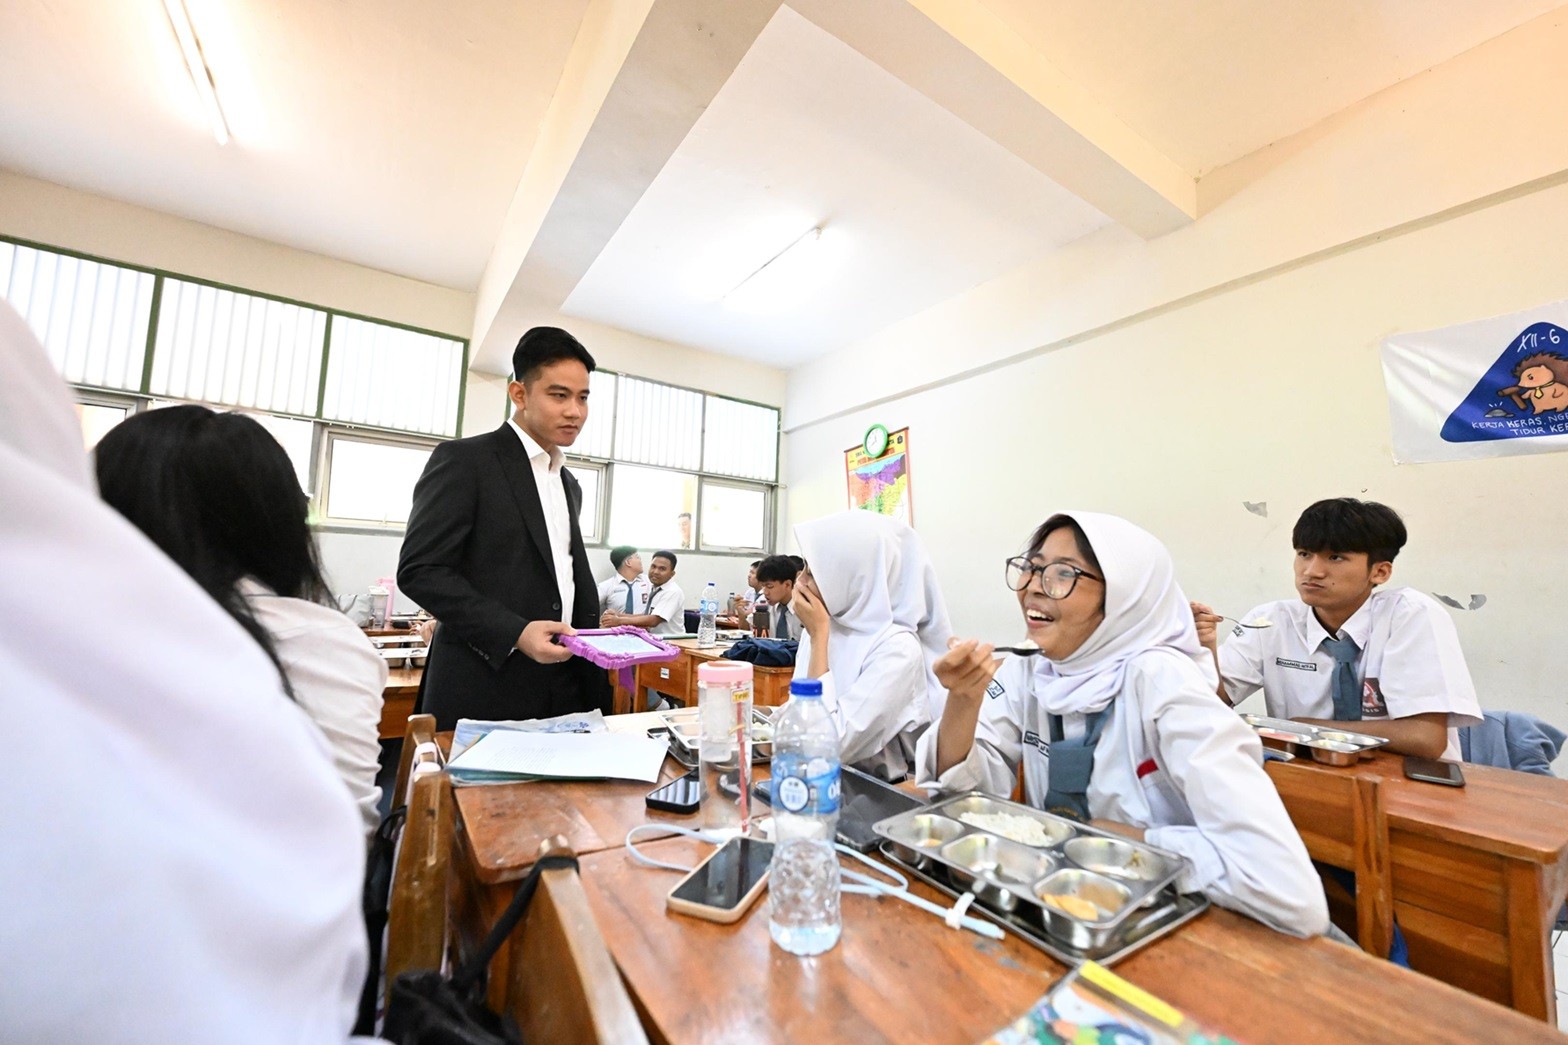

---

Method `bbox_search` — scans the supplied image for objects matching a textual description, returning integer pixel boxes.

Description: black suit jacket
[397,424,609,729]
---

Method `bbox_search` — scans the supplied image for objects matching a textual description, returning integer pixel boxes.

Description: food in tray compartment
[958,811,1055,847]
[1039,893,1103,920]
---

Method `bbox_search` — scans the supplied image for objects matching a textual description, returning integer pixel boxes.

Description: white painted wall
[784,178,1568,768]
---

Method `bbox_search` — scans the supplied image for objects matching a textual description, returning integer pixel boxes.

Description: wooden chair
[384,763,454,990]
[502,837,648,1045]
[392,712,439,810]
[1268,760,1394,956]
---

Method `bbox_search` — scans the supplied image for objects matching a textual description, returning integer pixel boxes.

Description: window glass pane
[0,242,154,391]
[612,376,702,470]
[571,462,602,543]
[606,464,698,549]
[700,482,766,551]
[570,369,615,458]
[321,316,464,437]
[150,278,325,415]
[324,436,433,526]
[702,396,778,482]
[75,403,128,449]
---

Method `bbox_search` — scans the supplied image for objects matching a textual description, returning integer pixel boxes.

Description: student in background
[754,554,804,640]
[602,550,685,637]
[1,302,367,1039]
[96,406,387,837]
[597,545,649,620]
[791,511,951,780]
[1191,498,1481,759]
[920,510,1328,938]
[736,559,763,615]
[677,511,693,548]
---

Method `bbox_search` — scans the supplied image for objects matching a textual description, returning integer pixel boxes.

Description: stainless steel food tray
[877,842,1208,967]
[1241,714,1387,766]
[873,793,1193,955]
[659,705,774,766]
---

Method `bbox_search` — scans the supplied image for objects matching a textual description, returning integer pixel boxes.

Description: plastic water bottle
[768,678,842,956]
[697,582,720,648]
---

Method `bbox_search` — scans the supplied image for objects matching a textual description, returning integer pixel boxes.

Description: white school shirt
[1217,587,1482,760]
[915,652,1329,938]
[801,630,928,780]
[243,580,388,837]
[507,419,575,622]
[766,601,803,641]
[645,580,687,636]
[598,573,651,616]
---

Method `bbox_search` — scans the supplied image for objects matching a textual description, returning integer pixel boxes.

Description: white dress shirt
[598,572,651,616]
[645,580,687,636]
[766,600,802,641]
[1217,587,1483,760]
[805,631,927,780]
[916,652,1329,938]
[243,579,388,836]
[507,418,575,622]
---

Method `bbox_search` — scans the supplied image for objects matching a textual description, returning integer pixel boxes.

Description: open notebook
[445,729,666,785]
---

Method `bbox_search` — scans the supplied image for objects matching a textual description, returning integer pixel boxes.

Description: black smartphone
[1403,755,1465,787]
[646,770,701,813]
[666,836,775,923]
[751,778,772,806]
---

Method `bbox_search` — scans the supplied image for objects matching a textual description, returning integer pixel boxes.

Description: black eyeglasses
[1004,557,1103,599]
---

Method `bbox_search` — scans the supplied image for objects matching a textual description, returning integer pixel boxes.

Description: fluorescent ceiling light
[723,225,831,314]
[162,0,231,145]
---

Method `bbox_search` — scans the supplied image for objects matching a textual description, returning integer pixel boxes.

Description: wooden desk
[612,638,795,714]
[1266,751,1568,1020]
[378,666,422,740]
[582,835,1563,1044]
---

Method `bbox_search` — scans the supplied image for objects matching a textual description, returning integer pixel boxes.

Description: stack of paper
[446,729,666,785]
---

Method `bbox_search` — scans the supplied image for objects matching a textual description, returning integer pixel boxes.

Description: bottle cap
[790,678,823,698]
[698,660,753,684]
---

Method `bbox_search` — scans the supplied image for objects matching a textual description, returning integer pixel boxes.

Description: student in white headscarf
[790,511,953,780]
[916,511,1328,938]
[0,302,369,1040]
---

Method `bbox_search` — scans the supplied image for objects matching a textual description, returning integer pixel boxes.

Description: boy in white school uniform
[1192,498,1481,760]
[602,549,685,637]
[755,554,804,640]
[597,545,650,620]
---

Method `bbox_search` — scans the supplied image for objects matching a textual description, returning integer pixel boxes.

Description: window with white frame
[319,431,434,527]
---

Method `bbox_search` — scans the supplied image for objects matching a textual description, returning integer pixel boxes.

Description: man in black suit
[397,327,610,728]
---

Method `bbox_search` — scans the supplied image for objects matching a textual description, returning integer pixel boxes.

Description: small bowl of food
[940,833,1058,913]
[1033,869,1132,949]
[881,814,966,869]
[1063,837,1168,883]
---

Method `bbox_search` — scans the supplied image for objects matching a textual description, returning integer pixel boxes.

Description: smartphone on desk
[1404,755,1465,787]
[666,836,775,923]
[646,770,701,814]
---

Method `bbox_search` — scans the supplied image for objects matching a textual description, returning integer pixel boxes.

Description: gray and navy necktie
[773,606,787,638]
[1321,634,1362,720]
[622,581,635,613]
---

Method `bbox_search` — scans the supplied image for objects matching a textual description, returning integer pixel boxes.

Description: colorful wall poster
[845,426,912,523]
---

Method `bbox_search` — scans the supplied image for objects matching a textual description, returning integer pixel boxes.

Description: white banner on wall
[1381,299,1568,464]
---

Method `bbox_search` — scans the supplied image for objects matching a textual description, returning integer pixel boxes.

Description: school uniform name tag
[1021,730,1049,756]
[986,679,1005,699]
[1275,657,1318,671]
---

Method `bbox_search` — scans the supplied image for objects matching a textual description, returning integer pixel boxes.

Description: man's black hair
[756,555,799,584]
[609,545,637,571]
[652,549,677,568]
[787,555,806,571]
[512,326,595,385]
[750,559,762,568]
[1292,498,1407,565]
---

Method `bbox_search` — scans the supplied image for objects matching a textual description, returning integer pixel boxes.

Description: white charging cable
[622,823,1004,940]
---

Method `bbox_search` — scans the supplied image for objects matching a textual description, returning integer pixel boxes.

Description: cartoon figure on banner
[1496,353,1568,415]
[1440,322,1568,443]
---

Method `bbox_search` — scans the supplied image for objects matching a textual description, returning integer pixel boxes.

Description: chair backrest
[392,712,439,808]
[1268,761,1393,956]
[504,837,648,1045]
[385,766,453,989]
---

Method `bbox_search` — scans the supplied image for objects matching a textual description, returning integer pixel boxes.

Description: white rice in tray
[958,810,1053,847]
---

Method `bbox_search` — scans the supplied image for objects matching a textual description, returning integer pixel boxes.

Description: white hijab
[1028,510,1214,716]
[793,510,953,719]
[0,303,368,1040]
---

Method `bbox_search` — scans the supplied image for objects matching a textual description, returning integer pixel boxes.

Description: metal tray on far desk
[1241,714,1388,766]
[876,842,1208,968]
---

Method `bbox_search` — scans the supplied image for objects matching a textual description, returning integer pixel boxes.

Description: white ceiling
[560,6,1108,366]
[978,0,1565,175]
[2,0,1560,370]
[0,0,590,289]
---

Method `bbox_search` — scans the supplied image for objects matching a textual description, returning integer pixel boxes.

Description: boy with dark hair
[755,554,803,640]
[1193,498,1480,759]
[602,550,685,637]
[597,545,648,619]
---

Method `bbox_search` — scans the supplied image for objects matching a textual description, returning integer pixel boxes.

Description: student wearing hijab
[917,511,1327,938]
[95,406,388,836]
[0,303,367,1039]
[791,511,953,780]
